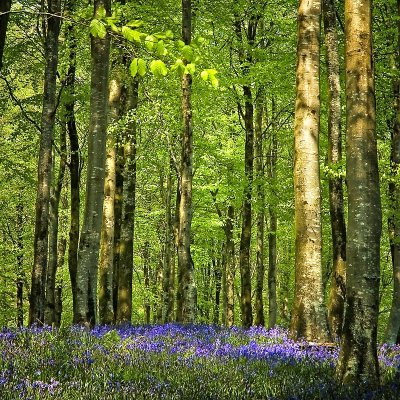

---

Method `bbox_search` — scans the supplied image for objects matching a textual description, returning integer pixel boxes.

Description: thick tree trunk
[98,76,122,325]
[75,0,111,326]
[44,123,66,325]
[0,0,11,70]
[267,98,278,329]
[178,0,197,324]
[254,96,265,327]
[323,0,347,341]
[385,0,400,345]
[291,0,330,342]
[115,78,139,324]
[29,0,61,326]
[337,0,381,386]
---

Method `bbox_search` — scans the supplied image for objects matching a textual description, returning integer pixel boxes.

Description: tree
[177,0,197,323]
[337,0,381,385]
[291,0,330,342]
[385,0,400,345]
[75,0,111,325]
[323,0,347,340]
[0,0,11,70]
[29,0,61,325]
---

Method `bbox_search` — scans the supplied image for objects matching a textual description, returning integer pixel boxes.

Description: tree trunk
[143,242,151,324]
[337,0,381,386]
[225,205,235,326]
[0,0,11,70]
[115,78,139,324]
[75,0,111,326]
[385,0,400,345]
[29,0,61,326]
[235,15,257,329]
[65,0,80,322]
[44,121,66,325]
[178,0,197,324]
[162,158,174,322]
[98,76,122,325]
[323,0,347,341]
[54,236,66,327]
[267,98,278,329]
[291,0,330,342]
[254,95,265,327]
[213,257,222,325]
[16,201,24,327]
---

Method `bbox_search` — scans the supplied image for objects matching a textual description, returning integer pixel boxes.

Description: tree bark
[44,121,66,325]
[75,0,111,326]
[98,76,122,325]
[225,205,235,326]
[178,0,197,324]
[29,0,61,326]
[16,201,24,327]
[254,95,265,327]
[337,0,381,386]
[385,0,400,345]
[143,242,151,324]
[267,98,278,329]
[291,0,330,342]
[0,0,11,71]
[115,78,139,324]
[323,0,347,341]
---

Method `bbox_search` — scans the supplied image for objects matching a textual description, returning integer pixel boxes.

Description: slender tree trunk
[54,236,66,327]
[213,257,222,325]
[291,0,330,342]
[235,15,257,329]
[385,0,400,345]
[175,182,183,322]
[75,0,111,326]
[0,0,11,70]
[225,205,235,326]
[98,76,122,325]
[16,201,24,327]
[254,95,265,327]
[143,242,151,324]
[323,0,347,341]
[116,78,139,323]
[178,0,197,323]
[267,98,278,329]
[162,158,174,322]
[337,0,381,385]
[65,0,80,321]
[45,122,66,325]
[29,0,61,325]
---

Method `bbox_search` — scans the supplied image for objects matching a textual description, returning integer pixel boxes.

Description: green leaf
[90,19,107,39]
[126,20,143,28]
[108,21,120,34]
[185,63,196,75]
[171,59,185,75]
[176,40,185,49]
[150,60,168,78]
[138,59,147,77]
[95,5,106,19]
[129,58,138,77]
[145,35,155,51]
[156,40,165,56]
[182,45,194,62]
[210,76,219,88]
[200,70,209,81]
[165,30,174,39]
[122,26,143,43]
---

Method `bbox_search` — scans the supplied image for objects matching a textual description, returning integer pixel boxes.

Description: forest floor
[0,323,399,399]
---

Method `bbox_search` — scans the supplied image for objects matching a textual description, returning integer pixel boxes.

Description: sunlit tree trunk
[0,0,11,70]
[385,0,400,345]
[45,123,66,325]
[323,0,347,341]
[75,0,111,326]
[267,98,278,329]
[29,0,61,325]
[254,95,265,327]
[178,0,197,323]
[98,75,122,325]
[291,0,330,342]
[337,0,381,385]
[115,78,138,323]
